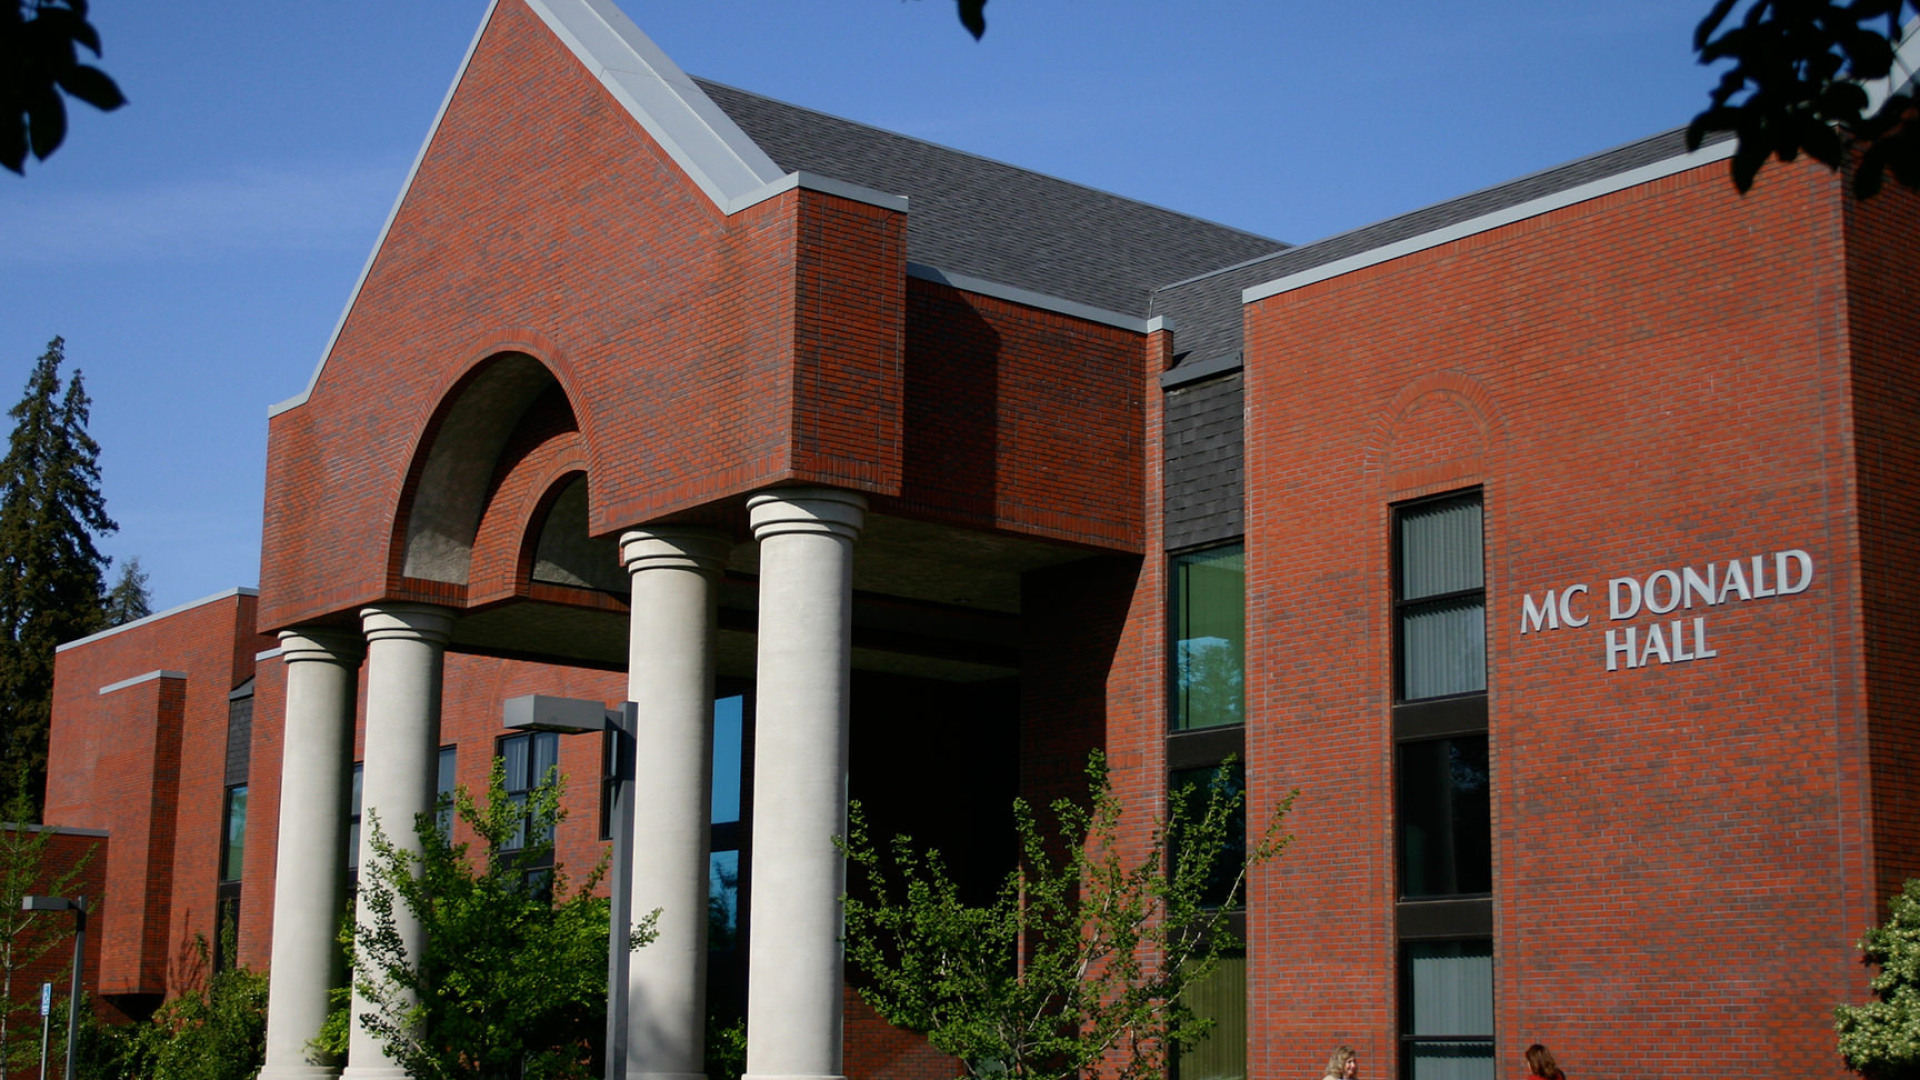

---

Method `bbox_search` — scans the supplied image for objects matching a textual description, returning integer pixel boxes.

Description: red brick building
[42,1,1920,1078]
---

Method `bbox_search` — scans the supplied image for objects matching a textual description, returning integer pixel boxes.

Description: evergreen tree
[0,338,116,816]
[102,556,151,626]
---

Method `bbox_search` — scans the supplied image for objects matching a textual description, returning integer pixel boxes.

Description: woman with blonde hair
[1523,1043,1566,1080]
[1321,1045,1358,1078]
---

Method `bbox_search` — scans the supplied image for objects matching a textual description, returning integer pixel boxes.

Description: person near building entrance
[1321,1045,1358,1078]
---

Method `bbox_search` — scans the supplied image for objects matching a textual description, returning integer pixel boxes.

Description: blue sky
[0,0,1724,613]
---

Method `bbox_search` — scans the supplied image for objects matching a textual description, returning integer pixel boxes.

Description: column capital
[747,488,866,544]
[619,526,732,577]
[358,603,454,645]
[278,628,363,666]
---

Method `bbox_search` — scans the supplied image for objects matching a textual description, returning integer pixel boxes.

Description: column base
[257,1067,342,1080]
[741,1074,846,1080]
[340,1067,409,1080]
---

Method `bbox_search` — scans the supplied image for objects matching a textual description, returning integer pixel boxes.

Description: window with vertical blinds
[1396,497,1485,701]
[1393,492,1492,1079]
[1402,940,1494,1080]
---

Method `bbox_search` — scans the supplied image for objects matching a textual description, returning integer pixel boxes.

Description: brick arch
[1364,369,1502,498]
[467,438,593,606]
[385,333,597,595]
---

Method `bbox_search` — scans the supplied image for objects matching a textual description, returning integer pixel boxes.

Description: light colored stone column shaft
[622,527,730,1080]
[343,604,453,1080]
[260,629,362,1080]
[744,489,864,1080]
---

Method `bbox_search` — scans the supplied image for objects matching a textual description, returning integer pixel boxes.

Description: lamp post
[502,694,636,1080]
[21,895,85,1080]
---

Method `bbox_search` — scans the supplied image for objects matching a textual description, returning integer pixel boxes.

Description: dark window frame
[496,730,559,872]
[1166,540,1249,1080]
[1391,491,1493,1079]
[1168,541,1248,734]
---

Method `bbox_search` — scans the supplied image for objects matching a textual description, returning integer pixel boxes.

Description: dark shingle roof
[1153,127,1734,375]
[695,78,1287,317]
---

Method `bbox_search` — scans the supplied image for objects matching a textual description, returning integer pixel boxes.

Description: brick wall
[47,593,268,1002]
[1241,157,1870,1079]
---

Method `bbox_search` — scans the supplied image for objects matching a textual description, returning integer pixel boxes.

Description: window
[215,784,247,971]
[499,730,559,854]
[1392,492,1492,1079]
[1168,544,1248,1080]
[1171,545,1245,731]
[1170,761,1248,1080]
[220,785,248,883]
[436,745,457,838]
[1170,763,1246,909]
[709,693,747,950]
[1401,940,1494,1080]
[347,763,363,874]
[1395,496,1484,702]
[1397,736,1490,898]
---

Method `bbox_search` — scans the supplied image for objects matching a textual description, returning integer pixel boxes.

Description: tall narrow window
[1168,543,1248,1080]
[1393,492,1491,1080]
[1172,545,1246,731]
[347,763,363,874]
[215,784,247,970]
[436,745,457,839]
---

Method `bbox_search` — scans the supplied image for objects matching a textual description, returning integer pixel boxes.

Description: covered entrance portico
[248,1,1157,1077]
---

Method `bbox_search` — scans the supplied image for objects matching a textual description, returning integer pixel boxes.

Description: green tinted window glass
[221,786,247,882]
[1172,545,1245,731]
[1177,950,1246,1080]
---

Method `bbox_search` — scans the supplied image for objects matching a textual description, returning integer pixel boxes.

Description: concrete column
[343,604,454,1080]
[621,527,731,1080]
[259,629,363,1080]
[743,488,865,1080]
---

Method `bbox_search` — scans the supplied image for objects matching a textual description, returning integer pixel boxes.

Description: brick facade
[36,3,1920,1079]
[1241,158,1912,1078]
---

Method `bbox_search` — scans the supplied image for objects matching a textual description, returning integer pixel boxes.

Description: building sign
[1518,550,1814,671]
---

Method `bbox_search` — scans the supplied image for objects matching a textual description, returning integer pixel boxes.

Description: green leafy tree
[0,774,89,1080]
[839,751,1292,1080]
[1838,879,1920,1078]
[337,760,655,1080]
[1692,0,1920,196]
[98,930,268,1080]
[0,337,116,816]
[1,0,125,174]
[102,556,150,627]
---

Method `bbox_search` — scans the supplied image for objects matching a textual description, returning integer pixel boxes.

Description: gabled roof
[1154,127,1741,383]
[696,79,1287,318]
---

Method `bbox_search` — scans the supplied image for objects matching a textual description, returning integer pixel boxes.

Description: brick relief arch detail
[1364,369,1502,499]
[385,330,599,594]
[467,436,592,606]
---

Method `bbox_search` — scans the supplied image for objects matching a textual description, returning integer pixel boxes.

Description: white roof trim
[731,171,908,214]
[57,586,260,653]
[907,263,1165,334]
[1242,139,1739,305]
[527,0,783,202]
[270,0,912,418]
[98,670,189,696]
[1866,17,1920,114]
[255,646,285,663]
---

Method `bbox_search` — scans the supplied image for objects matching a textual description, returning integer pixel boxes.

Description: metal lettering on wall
[1517,550,1814,672]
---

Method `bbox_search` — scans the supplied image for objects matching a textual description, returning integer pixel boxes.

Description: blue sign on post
[38,982,49,1016]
